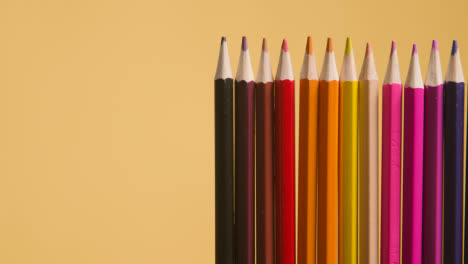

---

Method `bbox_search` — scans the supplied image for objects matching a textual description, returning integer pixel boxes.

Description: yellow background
[1,0,467,263]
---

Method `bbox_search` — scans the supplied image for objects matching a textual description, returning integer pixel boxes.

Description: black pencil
[444,40,464,264]
[214,36,234,264]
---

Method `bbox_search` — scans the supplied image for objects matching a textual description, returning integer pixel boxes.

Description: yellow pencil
[338,37,358,264]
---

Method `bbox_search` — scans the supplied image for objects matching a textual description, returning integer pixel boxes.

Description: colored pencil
[339,37,358,264]
[275,39,295,264]
[402,44,424,264]
[235,36,255,264]
[256,38,274,264]
[422,40,443,264]
[317,37,339,264]
[214,36,234,264]
[444,40,465,264]
[358,43,379,264]
[298,36,319,264]
[381,40,402,264]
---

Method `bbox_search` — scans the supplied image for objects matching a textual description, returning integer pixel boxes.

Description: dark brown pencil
[235,36,255,264]
[214,36,234,264]
[255,38,274,264]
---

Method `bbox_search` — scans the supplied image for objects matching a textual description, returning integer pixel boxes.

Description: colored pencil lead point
[451,40,458,55]
[262,38,268,52]
[345,37,352,55]
[221,36,226,44]
[412,44,418,55]
[282,39,288,52]
[432,40,438,51]
[306,36,312,55]
[327,37,333,52]
[242,36,248,51]
[366,42,372,55]
[391,40,396,53]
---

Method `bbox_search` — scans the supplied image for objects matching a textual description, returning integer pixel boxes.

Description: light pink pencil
[402,44,424,264]
[381,40,402,264]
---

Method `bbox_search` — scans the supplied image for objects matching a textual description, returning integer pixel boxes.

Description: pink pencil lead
[432,40,439,51]
[391,40,397,53]
[366,43,372,56]
[282,39,288,52]
[412,44,418,55]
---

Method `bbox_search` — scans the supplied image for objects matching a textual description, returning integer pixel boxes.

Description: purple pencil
[235,36,255,264]
[402,44,424,264]
[422,40,443,264]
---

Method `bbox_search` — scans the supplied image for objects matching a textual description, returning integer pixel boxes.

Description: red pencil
[275,39,295,264]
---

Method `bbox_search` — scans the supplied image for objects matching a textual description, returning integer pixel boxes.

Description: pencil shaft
[339,80,358,264]
[422,84,443,264]
[298,79,319,264]
[443,81,464,264]
[402,88,424,264]
[235,80,255,264]
[317,79,339,264]
[214,78,234,264]
[358,79,379,264]
[256,81,274,264]
[275,79,295,264]
[381,83,402,264]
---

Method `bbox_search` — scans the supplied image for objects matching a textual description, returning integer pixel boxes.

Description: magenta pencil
[422,40,443,264]
[381,40,402,264]
[402,44,424,264]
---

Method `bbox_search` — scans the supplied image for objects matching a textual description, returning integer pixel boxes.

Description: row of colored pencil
[214,36,466,264]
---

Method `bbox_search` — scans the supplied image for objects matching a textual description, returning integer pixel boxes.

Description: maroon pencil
[235,36,255,264]
[256,38,274,264]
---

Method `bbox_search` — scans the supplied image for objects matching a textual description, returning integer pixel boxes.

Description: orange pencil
[298,36,319,264]
[317,37,340,264]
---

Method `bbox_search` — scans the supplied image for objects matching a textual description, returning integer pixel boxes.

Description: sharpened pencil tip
[345,37,352,55]
[262,38,268,52]
[327,37,333,52]
[391,40,396,54]
[306,36,312,55]
[412,44,418,55]
[432,40,438,51]
[366,43,372,55]
[452,40,458,55]
[282,39,288,52]
[242,36,248,51]
[221,36,226,44]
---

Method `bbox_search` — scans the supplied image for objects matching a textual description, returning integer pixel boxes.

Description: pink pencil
[381,40,402,264]
[422,40,443,264]
[402,44,424,264]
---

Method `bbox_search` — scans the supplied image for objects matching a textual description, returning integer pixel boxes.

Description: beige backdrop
[1,0,467,263]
